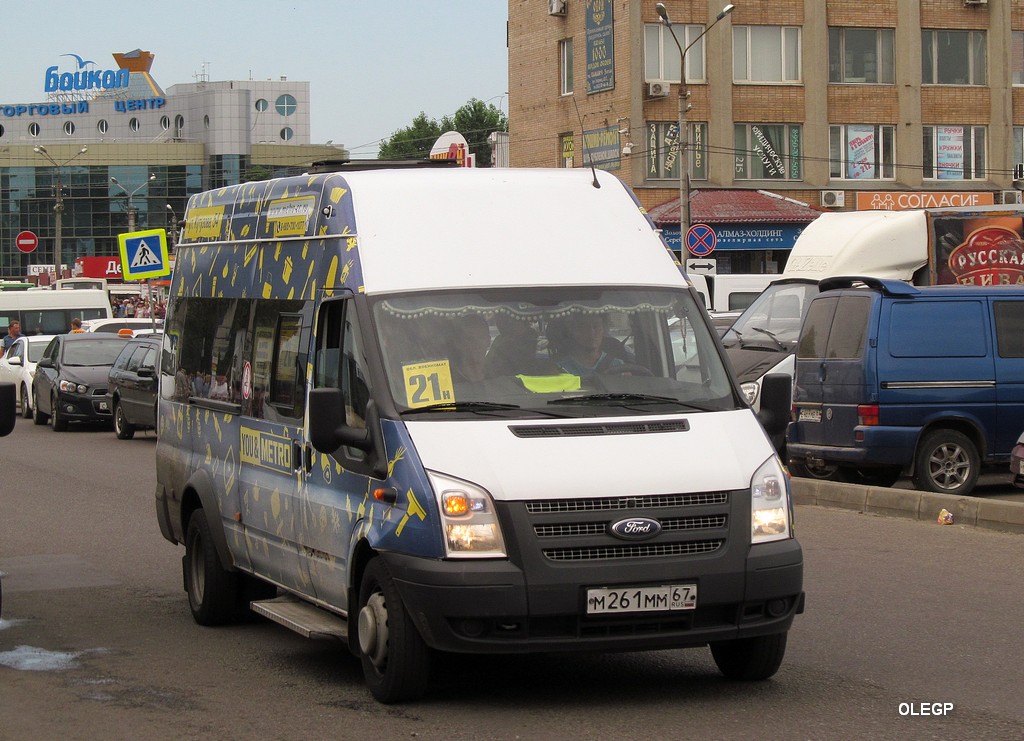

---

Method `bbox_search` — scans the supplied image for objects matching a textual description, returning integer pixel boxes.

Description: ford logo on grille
[610,517,661,541]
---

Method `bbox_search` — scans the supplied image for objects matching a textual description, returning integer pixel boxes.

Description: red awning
[648,189,824,226]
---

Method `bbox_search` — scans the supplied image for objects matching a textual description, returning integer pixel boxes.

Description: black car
[107,334,161,439]
[32,333,131,431]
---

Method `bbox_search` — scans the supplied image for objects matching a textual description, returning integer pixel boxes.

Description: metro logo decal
[240,426,293,474]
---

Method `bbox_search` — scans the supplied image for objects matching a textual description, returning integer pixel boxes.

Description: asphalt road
[1,417,1022,739]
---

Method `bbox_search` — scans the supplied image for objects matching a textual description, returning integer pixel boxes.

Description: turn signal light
[857,404,880,426]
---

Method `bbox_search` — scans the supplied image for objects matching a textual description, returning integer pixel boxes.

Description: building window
[0,124,4,138]
[560,38,574,95]
[734,123,802,180]
[280,127,294,141]
[922,30,986,85]
[829,125,895,179]
[174,115,185,138]
[28,122,39,138]
[160,115,169,130]
[255,98,269,112]
[734,26,801,83]
[129,118,140,132]
[923,125,986,180]
[1013,32,1024,85]
[63,121,75,136]
[828,28,894,84]
[646,121,708,181]
[204,115,211,129]
[275,94,297,116]
[644,23,706,83]
[1014,126,1024,169]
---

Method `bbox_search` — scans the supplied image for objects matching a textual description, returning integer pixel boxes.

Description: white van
[155,163,802,702]
[0,288,112,337]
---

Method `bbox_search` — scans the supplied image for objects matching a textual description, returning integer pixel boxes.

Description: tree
[378,99,508,167]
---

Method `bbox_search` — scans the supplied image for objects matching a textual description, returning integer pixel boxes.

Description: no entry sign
[15,231,38,253]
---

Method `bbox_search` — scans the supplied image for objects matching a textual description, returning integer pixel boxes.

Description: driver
[555,313,625,377]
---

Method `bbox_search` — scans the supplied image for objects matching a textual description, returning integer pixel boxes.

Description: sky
[1,1,509,157]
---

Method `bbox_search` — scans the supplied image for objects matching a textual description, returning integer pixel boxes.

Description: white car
[0,334,57,417]
[81,317,164,335]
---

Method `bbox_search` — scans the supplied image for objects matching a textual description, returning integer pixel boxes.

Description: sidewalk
[791,478,1024,535]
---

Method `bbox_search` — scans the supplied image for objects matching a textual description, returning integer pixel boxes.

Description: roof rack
[307,158,460,174]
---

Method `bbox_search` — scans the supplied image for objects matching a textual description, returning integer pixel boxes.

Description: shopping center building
[0,49,344,280]
[507,0,1024,274]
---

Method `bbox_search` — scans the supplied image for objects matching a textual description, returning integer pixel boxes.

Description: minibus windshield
[370,286,738,417]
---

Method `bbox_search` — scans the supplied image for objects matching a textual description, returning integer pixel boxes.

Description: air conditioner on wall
[963,0,988,6]
[548,0,567,16]
[1000,190,1023,205]
[647,81,671,98]
[820,190,845,208]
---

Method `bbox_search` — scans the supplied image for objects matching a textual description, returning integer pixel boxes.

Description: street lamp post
[33,145,88,279]
[655,3,735,238]
[165,204,178,253]
[110,174,156,233]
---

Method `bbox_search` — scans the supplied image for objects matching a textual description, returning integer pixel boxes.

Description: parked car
[0,334,57,418]
[1011,432,1024,489]
[107,334,161,439]
[788,277,1024,496]
[32,333,131,431]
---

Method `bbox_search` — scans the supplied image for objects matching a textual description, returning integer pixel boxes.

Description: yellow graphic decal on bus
[240,426,293,474]
[184,206,225,240]
[266,196,316,238]
[401,360,455,408]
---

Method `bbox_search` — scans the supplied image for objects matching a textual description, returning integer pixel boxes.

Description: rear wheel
[356,558,431,703]
[114,401,135,440]
[710,632,788,680]
[184,508,240,626]
[32,387,48,426]
[788,460,840,481]
[20,384,31,419]
[912,429,979,496]
[51,394,68,432]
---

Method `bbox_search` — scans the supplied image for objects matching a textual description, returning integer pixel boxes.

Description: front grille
[525,491,727,513]
[516,490,734,564]
[543,539,723,561]
[510,420,689,438]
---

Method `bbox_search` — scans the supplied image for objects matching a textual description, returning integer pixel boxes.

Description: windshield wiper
[749,326,787,351]
[548,393,712,411]
[400,401,521,415]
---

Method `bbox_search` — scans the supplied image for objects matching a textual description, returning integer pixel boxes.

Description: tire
[20,384,31,419]
[114,401,135,440]
[788,460,840,481]
[32,387,48,426]
[356,558,431,703]
[184,508,241,626]
[51,394,68,432]
[711,632,788,681]
[912,429,980,496]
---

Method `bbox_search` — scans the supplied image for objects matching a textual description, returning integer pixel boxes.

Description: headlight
[750,456,791,543]
[740,381,759,406]
[427,471,507,558]
[59,380,88,393]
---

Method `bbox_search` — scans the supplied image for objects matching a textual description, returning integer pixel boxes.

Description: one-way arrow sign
[686,259,717,275]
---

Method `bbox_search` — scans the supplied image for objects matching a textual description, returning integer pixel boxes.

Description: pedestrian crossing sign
[118,229,170,280]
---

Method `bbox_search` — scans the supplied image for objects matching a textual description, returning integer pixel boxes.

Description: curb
[791,479,1024,535]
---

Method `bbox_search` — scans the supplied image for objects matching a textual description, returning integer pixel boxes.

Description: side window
[826,295,872,359]
[796,297,838,359]
[994,300,1024,358]
[251,299,309,422]
[140,347,158,370]
[175,297,251,405]
[889,300,985,357]
[126,346,147,372]
[315,299,372,462]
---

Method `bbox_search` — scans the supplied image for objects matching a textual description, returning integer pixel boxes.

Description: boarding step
[250,595,348,640]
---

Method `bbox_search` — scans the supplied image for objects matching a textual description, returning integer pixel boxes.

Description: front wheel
[20,384,31,419]
[32,387,48,426]
[51,394,68,432]
[114,401,135,440]
[788,460,840,481]
[710,632,788,680]
[184,508,240,626]
[912,429,980,496]
[356,558,431,703]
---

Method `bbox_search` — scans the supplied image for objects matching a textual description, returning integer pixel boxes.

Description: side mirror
[6,356,21,367]
[138,367,155,379]
[756,373,793,438]
[308,387,372,452]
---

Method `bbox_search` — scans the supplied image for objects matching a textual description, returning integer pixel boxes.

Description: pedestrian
[2,320,23,355]
[125,299,136,318]
[70,317,84,333]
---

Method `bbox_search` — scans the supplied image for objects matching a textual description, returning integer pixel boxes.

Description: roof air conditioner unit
[647,81,671,98]
[963,0,988,5]
[1000,190,1022,205]
[820,190,845,208]
[548,0,567,16]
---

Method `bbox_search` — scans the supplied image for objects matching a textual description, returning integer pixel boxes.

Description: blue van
[787,277,1024,496]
